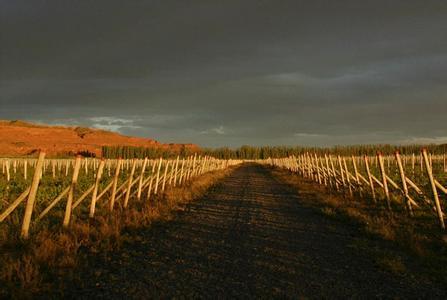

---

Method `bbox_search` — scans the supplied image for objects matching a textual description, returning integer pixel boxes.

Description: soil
[60,164,446,299]
[0,120,198,157]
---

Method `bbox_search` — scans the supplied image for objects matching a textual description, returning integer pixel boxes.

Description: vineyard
[0,153,240,239]
[1,149,447,297]
[1,149,446,240]
[270,149,447,230]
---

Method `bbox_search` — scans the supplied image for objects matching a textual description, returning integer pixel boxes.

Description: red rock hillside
[0,120,199,157]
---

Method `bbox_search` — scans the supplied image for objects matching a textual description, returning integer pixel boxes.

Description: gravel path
[64,164,445,299]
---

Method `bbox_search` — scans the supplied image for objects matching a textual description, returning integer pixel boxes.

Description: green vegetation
[0,162,231,298]
[204,144,447,159]
[74,127,94,139]
[102,144,447,159]
[273,167,447,287]
[101,145,195,159]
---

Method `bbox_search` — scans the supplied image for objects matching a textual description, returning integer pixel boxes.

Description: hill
[0,120,199,157]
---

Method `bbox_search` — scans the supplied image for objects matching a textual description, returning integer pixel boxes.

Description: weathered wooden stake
[123,159,137,208]
[169,158,177,186]
[191,154,197,179]
[351,155,361,196]
[147,160,157,201]
[324,154,332,188]
[89,159,105,218]
[154,158,163,195]
[329,156,339,191]
[395,152,413,215]
[185,156,192,181]
[65,160,69,177]
[343,157,353,197]
[377,152,391,210]
[109,158,122,211]
[337,156,346,192]
[6,160,10,182]
[422,149,445,229]
[412,153,415,173]
[21,152,45,239]
[314,154,322,184]
[161,160,170,192]
[173,156,180,187]
[137,158,148,200]
[63,156,82,227]
[178,158,186,186]
[364,155,376,203]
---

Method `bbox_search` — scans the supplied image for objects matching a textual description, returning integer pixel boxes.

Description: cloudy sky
[1,0,446,147]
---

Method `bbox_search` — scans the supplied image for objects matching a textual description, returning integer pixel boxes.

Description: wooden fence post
[185,156,192,181]
[169,157,177,186]
[123,159,137,208]
[306,153,313,180]
[314,154,322,184]
[191,154,197,179]
[65,160,69,177]
[21,152,46,239]
[137,158,148,200]
[24,160,27,180]
[319,156,327,186]
[173,156,180,187]
[109,158,122,211]
[351,155,361,196]
[89,159,105,218]
[84,159,88,175]
[63,156,82,227]
[420,153,423,172]
[324,154,332,188]
[52,161,56,179]
[154,157,163,195]
[343,157,353,197]
[6,160,10,182]
[412,153,415,174]
[377,152,391,210]
[146,160,157,201]
[330,155,339,191]
[337,156,346,192]
[161,160,170,192]
[395,152,413,215]
[364,155,376,203]
[422,149,445,229]
[178,158,186,186]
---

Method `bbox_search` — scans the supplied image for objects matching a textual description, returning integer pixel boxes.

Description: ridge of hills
[0,120,199,157]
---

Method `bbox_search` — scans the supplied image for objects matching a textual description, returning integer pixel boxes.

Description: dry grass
[272,167,447,284]
[0,168,231,299]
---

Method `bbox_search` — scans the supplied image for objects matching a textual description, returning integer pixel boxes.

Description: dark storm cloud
[1,0,447,147]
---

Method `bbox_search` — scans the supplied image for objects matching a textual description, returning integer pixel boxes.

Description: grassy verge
[0,168,233,299]
[271,167,447,285]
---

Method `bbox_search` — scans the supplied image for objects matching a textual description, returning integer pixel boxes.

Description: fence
[268,149,447,230]
[0,153,241,239]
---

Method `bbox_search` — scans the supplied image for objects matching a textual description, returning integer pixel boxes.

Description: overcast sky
[1,0,446,147]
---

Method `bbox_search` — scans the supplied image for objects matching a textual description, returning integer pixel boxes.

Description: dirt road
[65,164,445,299]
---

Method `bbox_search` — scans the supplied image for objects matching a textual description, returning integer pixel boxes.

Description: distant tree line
[203,144,447,159]
[101,145,196,159]
[102,144,447,159]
